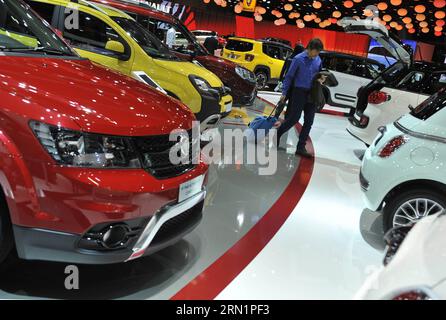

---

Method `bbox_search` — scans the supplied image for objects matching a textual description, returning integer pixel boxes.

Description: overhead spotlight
[414,5,426,14]
[377,2,388,10]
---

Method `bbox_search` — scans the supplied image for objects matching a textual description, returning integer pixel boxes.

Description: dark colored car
[94,0,257,106]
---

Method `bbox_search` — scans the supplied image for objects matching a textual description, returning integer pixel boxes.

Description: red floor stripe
[320,109,348,117]
[171,104,315,300]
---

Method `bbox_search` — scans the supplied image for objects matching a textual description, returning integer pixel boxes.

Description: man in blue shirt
[276,38,323,158]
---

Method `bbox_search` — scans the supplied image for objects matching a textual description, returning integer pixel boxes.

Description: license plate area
[225,101,232,112]
[179,175,204,203]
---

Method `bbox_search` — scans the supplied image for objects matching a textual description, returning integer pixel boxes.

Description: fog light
[102,224,129,249]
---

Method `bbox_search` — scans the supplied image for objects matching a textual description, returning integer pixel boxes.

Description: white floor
[217,93,384,299]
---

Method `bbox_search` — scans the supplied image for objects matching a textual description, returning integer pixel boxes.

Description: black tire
[0,204,15,274]
[383,188,446,233]
[255,70,269,91]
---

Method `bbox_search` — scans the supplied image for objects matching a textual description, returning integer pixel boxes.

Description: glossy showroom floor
[0,93,385,299]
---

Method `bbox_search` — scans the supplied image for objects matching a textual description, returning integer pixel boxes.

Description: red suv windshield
[0,0,75,56]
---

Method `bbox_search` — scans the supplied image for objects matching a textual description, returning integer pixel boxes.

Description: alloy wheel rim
[393,198,444,227]
[256,74,267,90]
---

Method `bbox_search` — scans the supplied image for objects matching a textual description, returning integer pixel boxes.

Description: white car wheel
[394,199,444,227]
[384,189,446,232]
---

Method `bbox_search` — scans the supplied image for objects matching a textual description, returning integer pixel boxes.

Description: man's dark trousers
[277,87,316,150]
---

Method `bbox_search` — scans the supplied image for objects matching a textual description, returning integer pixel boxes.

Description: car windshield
[411,87,446,120]
[0,0,75,56]
[174,23,208,55]
[112,17,179,61]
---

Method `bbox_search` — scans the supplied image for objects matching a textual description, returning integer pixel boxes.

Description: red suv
[0,0,208,267]
[93,0,257,106]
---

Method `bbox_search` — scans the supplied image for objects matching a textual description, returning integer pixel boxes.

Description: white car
[360,88,446,233]
[356,212,446,300]
[348,60,446,146]
[339,19,437,146]
[320,51,385,110]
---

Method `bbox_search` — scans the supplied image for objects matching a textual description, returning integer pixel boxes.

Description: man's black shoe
[295,147,313,158]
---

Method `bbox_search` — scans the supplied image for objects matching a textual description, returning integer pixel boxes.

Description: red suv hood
[0,56,194,136]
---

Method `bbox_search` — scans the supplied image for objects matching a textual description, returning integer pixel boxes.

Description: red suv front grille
[133,131,196,179]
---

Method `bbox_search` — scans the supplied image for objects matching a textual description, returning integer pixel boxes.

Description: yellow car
[223,37,293,90]
[27,0,233,123]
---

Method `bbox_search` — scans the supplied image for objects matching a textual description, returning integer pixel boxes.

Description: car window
[112,17,178,61]
[62,10,126,57]
[263,44,281,60]
[366,62,383,79]
[282,48,292,60]
[333,57,355,74]
[396,71,425,93]
[419,72,446,95]
[0,0,74,56]
[4,5,35,36]
[26,1,55,24]
[130,15,164,41]
[133,16,201,54]
[321,55,336,70]
[225,39,253,52]
[369,46,392,58]
[351,60,369,78]
[411,87,446,120]
[193,31,215,37]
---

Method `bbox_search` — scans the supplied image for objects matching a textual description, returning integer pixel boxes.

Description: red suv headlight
[30,121,142,168]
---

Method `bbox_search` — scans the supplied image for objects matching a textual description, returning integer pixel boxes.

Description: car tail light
[368,91,390,104]
[378,135,408,158]
[392,290,431,300]
[245,54,254,61]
